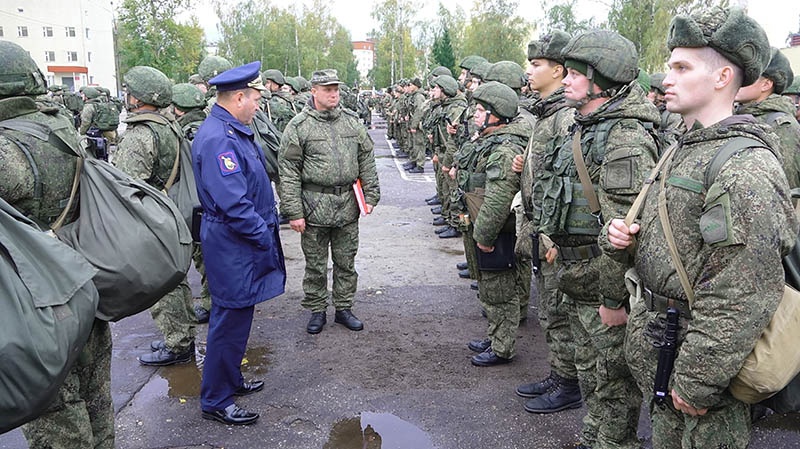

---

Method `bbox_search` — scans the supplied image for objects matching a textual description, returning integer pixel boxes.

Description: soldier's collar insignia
[217,151,242,176]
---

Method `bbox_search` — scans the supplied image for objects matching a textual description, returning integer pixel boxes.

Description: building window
[46,75,54,86]
[45,51,55,62]
[85,27,90,39]
[66,51,78,62]
[65,27,76,37]
[18,26,28,37]
[43,26,53,37]
[87,51,92,62]
[89,76,94,85]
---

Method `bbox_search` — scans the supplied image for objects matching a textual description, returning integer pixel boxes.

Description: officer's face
[312,84,340,111]
[237,88,261,125]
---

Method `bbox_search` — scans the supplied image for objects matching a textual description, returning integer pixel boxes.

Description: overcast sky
[184,0,800,49]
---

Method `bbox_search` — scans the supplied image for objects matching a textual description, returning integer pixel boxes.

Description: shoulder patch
[217,151,242,176]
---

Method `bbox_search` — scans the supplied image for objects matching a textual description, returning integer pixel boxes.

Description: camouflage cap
[527,30,571,64]
[459,55,488,71]
[650,73,667,94]
[123,66,173,107]
[762,48,794,94]
[97,86,111,96]
[562,30,638,86]
[433,74,459,97]
[172,83,206,109]
[785,76,800,95]
[198,55,233,82]
[485,61,528,90]
[470,61,493,81]
[472,81,519,120]
[667,6,770,87]
[310,69,343,86]
[262,69,286,86]
[0,40,47,97]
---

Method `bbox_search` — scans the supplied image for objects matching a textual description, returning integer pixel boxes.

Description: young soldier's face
[431,85,444,100]
[528,58,557,92]
[663,47,718,116]
[734,76,770,104]
[562,68,591,102]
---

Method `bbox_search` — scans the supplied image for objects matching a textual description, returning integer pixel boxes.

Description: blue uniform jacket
[192,104,286,308]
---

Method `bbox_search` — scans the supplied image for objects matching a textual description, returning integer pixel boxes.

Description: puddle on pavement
[323,412,435,449]
[154,345,272,399]
[438,247,464,256]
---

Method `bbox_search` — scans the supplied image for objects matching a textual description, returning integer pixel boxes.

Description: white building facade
[352,40,375,87]
[0,0,117,95]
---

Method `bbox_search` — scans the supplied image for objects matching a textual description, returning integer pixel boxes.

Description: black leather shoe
[517,372,556,398]
[194,305,210,324]
[402,161,415,169]
[458,269,470,279]
[468,338,491,353]
[470,281,479,291]
[471,348,512,367]
[234,380,264,396]
[433,216,446,226]
[408,166,424,174]
[139,347,193,366]
[438,227,461,238]
[435,225,451,234]
[202,405,259,425]
[334,309,364,331]
[425,194,438,203]
[307,312,326,334]
[426,197,441,206]
[456,261,468,270]
[430,206,442,215]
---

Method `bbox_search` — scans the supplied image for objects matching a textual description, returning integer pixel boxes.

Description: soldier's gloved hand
[511,154,524,174]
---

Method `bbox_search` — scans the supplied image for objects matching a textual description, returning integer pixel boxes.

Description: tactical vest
[92,100,120,131]
[124,112,180,190]
[0,97,82,227]
[458,131,528,193]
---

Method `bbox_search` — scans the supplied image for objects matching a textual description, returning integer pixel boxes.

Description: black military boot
[334,309,364,331]
[523,373,583,413]
[307,311,327,334]
[516,371,556,398]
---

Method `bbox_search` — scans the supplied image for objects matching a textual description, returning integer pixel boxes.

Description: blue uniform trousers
[200,304,255,411]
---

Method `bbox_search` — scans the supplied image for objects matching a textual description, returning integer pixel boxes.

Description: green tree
[462,0,531,64]
[432,26,456,76]
[371,0,419,87]
[540,0,597,35]
[116,0,205,82]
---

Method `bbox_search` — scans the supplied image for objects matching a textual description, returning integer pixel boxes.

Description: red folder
[353,178,368,216]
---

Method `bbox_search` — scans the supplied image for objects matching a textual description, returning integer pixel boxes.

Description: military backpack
[93,101,120,131]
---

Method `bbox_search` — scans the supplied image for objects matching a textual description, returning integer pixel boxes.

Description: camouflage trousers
[477,259,531,359]
[150,278,196,352]
[192,243,212,312]
[434,161,458,227]
[570,299,641,449]
[22,319,114,449]
[626,306,751,449]
[409,130,426,167]
[462,228,479,280]
[300,221,360,312]
[536,259,577,379]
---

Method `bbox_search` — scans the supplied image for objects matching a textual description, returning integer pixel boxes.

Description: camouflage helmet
[472,81,519,120]
[527,30,571,64]
[650,73,667,95]
[459,55,488,71]
[561,30,638,87]
[667,6,770,87]
[0,40,47,97]
[48,84,64,93]
[785,76,800,95]
[284,76,303,93]
[171,83,206,109]
[198,56,233,82]
[188,73,205,85]
[82,86,101,99]
[295,75,311,92]
[470,61,492,81]
[262,69,286,86]
[485,61,528,90]
[97,86,111,97]
[432,74,459,97]
[428,66,453,84]
[123,66,172,108]
[762,48,794,94]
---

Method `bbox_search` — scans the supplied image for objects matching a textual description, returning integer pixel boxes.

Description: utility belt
[558,243,601,261]
[625,268,692,319]
[302,182,352,195]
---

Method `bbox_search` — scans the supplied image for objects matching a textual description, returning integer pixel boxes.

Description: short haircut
[700,46,744,89]
[217,88,249,102]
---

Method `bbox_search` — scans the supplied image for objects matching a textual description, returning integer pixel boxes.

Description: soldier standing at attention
[0,40,115,449]
[262,69,297,132]
[279,69,380,334]
[605,7,798,448]
[113,66,197,367]
[543,30,660,449]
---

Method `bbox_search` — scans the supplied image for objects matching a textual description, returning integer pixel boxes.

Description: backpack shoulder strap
[704,136,773,189]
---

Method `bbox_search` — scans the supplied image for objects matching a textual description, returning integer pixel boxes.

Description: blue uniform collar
[210,103,254,136]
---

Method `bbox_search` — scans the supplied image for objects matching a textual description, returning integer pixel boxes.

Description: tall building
[0,0,117,95]
[352,40,375,87]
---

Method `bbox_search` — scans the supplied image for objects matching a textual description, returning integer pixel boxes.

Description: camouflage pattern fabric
[149,280,195,351]
[407,89,427,167]
[478,260,530,358]
[300,221,360,311]
[267,91,297,132]
[536,258,577,379]
[603,116,798,448]
[21,321,114,449]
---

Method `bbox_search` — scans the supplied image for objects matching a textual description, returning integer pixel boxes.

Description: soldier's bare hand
[477,242,494,253]
[598,305,628,327]
[449,167,457,180]
[671,389,708,416]
[432,154,439,164]
[608,218,639,249]
[511,154,524,173]
[441,165,450,173]
[289,218,306,234]
[446,123,457,135]
[545,247,557,264]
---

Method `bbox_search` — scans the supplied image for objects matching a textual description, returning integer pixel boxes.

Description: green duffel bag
[0,197,98,433]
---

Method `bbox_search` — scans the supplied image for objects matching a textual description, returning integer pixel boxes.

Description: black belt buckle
[332,186,344,195]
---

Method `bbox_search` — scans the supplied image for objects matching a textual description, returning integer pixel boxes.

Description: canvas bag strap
[162,122,184,192]
[571,128,601,218]
[624,142,679,227]
[50,156,83,232]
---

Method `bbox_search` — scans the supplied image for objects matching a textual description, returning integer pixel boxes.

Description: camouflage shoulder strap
[704,136,773,189]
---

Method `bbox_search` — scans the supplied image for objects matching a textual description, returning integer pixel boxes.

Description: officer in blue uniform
[192,61,287,425]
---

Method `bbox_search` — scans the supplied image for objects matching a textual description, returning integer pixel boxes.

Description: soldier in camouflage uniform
[511,31,583,415]
[648,72,686,150]
[79,86,119,146]
[782,76,800,121]
[735,47,800,188]
[279,69,380,334]
[0,40,114,449]
[457,55,488,93]
[542,30,660,449]
[198,56,234,114]
[604,7,798,449]
[263,69,297,132]
[403,78,427,173]
[459,82,532,367]
[114,66,197,366]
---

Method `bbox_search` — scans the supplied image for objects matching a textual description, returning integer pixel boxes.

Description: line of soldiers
[381,6,800,449]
